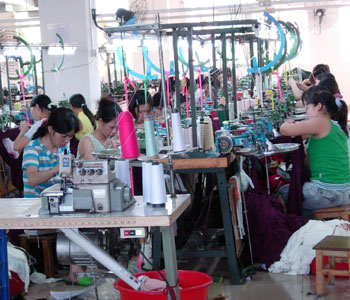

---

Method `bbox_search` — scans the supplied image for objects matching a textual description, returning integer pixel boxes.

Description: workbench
[154,154,244,285]
[0,194,191,300]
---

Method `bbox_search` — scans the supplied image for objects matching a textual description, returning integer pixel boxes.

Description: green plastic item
[78,277,93,286]
[214,109,226,128]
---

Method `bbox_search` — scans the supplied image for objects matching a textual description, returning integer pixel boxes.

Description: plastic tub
[114,270,213,300]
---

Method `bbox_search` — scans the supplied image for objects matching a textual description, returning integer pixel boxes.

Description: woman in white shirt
[14,94,56,153]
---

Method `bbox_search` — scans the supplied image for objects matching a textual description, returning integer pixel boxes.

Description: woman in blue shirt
[22,107,79,198]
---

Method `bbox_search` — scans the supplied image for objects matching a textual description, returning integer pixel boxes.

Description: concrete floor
[24,267,350,300]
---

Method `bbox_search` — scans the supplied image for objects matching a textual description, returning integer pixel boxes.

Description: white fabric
[268,219,350,275]
[2,138,19,159]
[24,118,47,139]
[7,242,30,292]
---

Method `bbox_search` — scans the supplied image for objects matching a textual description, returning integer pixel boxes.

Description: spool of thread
[149,162,167,207]
[144,115,158,158]
[142,161,152,204]
[196,118,204,149]
[182,126,193,148]
[118,111,140,159]
[205,117,215,151]
[171,110,185,152]
[229,102,235,120]
[115,159,131,187]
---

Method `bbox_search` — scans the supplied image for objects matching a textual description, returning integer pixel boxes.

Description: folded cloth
[139,275,166,291]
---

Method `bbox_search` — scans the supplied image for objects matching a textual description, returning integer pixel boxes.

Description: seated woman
[69,93,95,141]
[22,107,79,198]
[77,98,122,160]
[129,90,152,127]
[280,86,350,216]
[14,94,56,153]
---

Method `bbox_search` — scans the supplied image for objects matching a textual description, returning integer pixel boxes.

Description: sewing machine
[40,154,135,215]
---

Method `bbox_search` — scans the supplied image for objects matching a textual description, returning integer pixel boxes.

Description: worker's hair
[30,94,56,112]
[32,107,80,139]
[69,93,95,129]
[303,86,348,137]
[95,98,122,123]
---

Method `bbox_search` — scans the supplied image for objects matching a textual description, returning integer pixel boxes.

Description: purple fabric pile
[0,128,23,191]
[242,141,307,268]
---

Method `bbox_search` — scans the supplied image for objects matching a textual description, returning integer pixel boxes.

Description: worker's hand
[284,119,295,124]
[219,96,226,107]
[52,165,59,175]
[19,121,29,133]
[288,78,296,87]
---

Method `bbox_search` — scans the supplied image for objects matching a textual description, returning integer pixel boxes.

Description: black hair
[309,64,330,85]
[210,68,222,89]
[153,92,161,108]
[195,74,209,86]
[30,94,56,111]
[303,86,348,137]
[317,77,340,95]
[32,107,80,140]
[128,90,153,119]
[95,98,122,123]
[69,93,96,129]
[316,72,335,82]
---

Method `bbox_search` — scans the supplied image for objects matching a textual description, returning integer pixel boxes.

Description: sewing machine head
[40,155,135,215]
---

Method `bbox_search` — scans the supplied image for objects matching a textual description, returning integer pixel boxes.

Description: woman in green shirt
[280,86,350,215]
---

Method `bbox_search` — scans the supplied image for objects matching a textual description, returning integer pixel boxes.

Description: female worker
[14,94,56,153]
[77,98,122,160]
[280,86,350,215]
[128,90,153,126]
[69,93,95,140]
[22,107,79,198]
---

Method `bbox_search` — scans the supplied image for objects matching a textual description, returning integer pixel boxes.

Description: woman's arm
[26,164,59,187]
[288,78,303,100]
[13,121,30,152]
[78,136,95,160]
[280,118,329,137]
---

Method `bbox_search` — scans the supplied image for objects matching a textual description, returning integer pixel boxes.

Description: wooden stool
[313,235,350,296]
[19,233,57,278]
[313,205,350,221]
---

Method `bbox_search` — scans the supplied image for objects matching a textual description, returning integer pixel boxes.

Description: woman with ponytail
[77,98,122,160]
[280,86,350,215]
[69,93,95,141]
[22,107,79,198]
[14,94,57,152]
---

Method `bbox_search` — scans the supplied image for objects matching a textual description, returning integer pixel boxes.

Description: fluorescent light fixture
[48,46,76,55]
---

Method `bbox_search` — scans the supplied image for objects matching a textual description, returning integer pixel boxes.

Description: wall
[38,0,100,111]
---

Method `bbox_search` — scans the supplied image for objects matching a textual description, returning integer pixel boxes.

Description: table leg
[161,225,180,300]
[0,230,9,300]
[316,250,324,296]
[152,227,162,270]
[216,169,244,285]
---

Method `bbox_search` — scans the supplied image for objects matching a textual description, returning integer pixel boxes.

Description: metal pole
[188,27,197,147]
[249,38,255,93]
[33,56,38,96]
[211,33,218,109]
[106,53,112,90]
[257,38,263,68]
[172,29,181,112]
[5,57,12,112]
[211,33,216,69]
[221,33,229,120]
[113,52,118,83]
[231,33,237,118]
[156,14,170,146]
[41,49,45,93]
[0,63,4,106]
[141,38,146,75]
